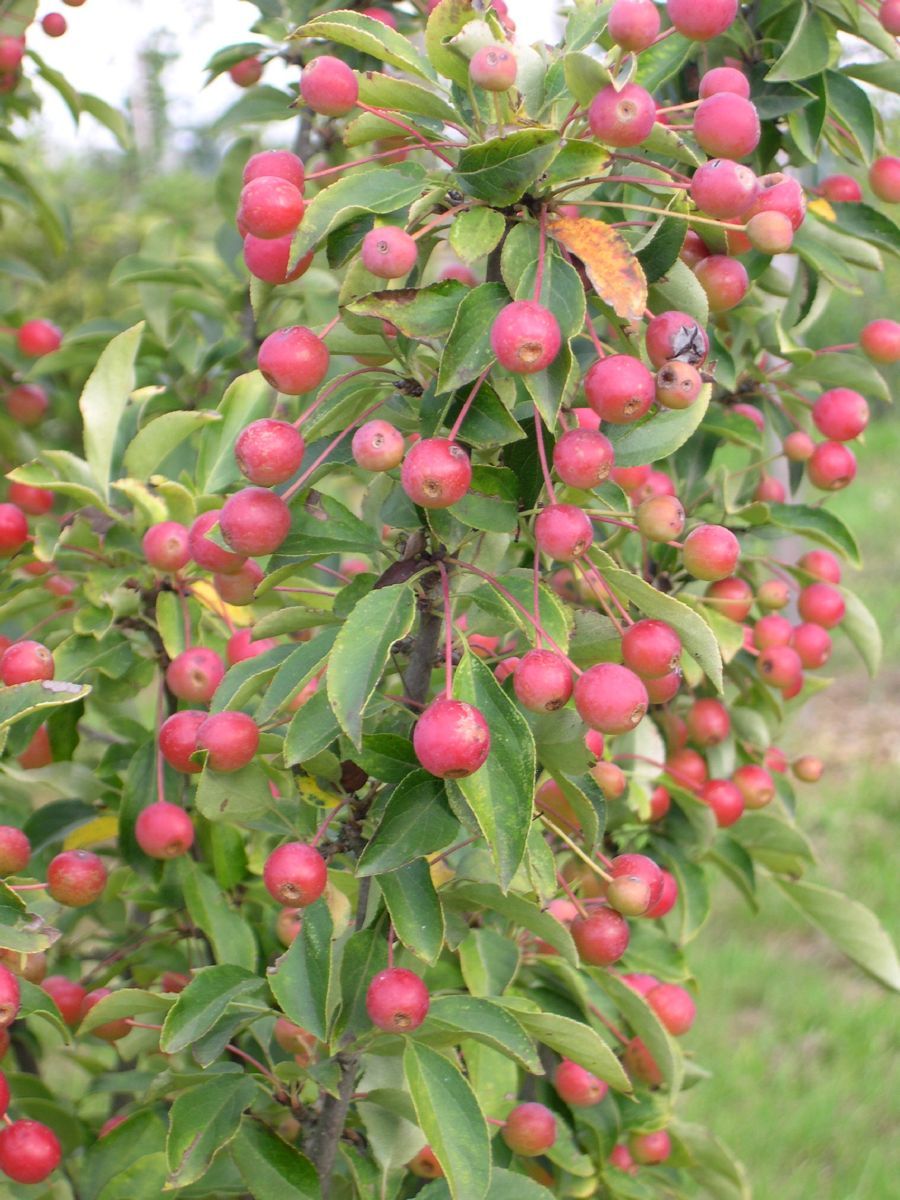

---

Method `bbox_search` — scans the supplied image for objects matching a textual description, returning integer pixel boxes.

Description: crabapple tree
[0,0,898,1198]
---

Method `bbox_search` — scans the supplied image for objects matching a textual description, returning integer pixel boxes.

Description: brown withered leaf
[549,217,648,323]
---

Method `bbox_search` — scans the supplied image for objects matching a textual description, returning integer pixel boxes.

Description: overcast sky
[31,0,551,150]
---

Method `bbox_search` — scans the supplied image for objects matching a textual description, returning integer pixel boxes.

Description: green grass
[679,414,900,1198]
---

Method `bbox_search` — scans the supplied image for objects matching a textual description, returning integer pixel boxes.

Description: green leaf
[607,384,711,467]
[844,59,900,94]
[593,559,724,692]
[425,995,541,1074]
[424,0,479,84]
[761,502,860,565]
[662,846,711,944]
[81,1111,168,1200]
[161,965,268,1055]
[79,322,143,499]
[772,878,900,991]
[838,586,882,676]
[733,812,815,875]
[448,465,518,533]
[335,925,388,1039]
[450,207,507,265]
[347,281,467,339]
[327,582,416,748]
[589,969,682,1094]
[196,372,272,494]
[829,201,900,258]
[452,652,536,889]
[81,93,134,150]
[358,71,456,123]
[212,645,295,714]
[291,11,437,80]
[458,927,519,997]
[178,858,257,970]
[356,733,418,782]
[502,225,586,340]
[0,680,91,731]
[267,898,333,1041]
[403,1041,491,1200]
[512,1009,632,1092]
[784,351,890,405]
[418,1169,556,1200]
[437,282,508,395]
[123,410,219,479]
[545,767,606,851]
[166,1075,259,1187]
[78,988,172,1036]
[648,258,708,326]
[257,628,339,724]
[669,1121,751,1200]
[455,129,561,206]
[0,902,58,956]
[442,882,578,966]
[231,1119,321,1199]
[284,688,341,764]
[766,4,832,81]
[272,494,384,566]
[292,164,427,260]
[824,71,875,162]
[379,859,444,964]
[358,770,458,875]
[471,570,570,652]
[195,761,273,824]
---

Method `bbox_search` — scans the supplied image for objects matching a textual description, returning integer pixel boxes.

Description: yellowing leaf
[808,197,836,222]
[294,773,340,807]
[190,580,254,627]
[549,216,648,322]
[64,814,119,850]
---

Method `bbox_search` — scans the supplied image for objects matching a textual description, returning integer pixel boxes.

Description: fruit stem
[355,104,457,167]
[532,406,557,502]
[125,1019,163,1031]
[437,561,454,700]
[611,152,691,183]
[533,549,542,649]
[556,871,589,919]
[534,205,548,303]
[448,558,581,674]
[411,202,469,242]
[306,143,461,180]
[559,101,584,137]
[312,801,348,847]
[156,680,167,804]
[587,1001,630,1045]
[318,314,341,341]
[293,367,396,430]
[576,198,747,231]
[447,366,490,442]
[428,834,481,866]
[283,397,389,501]
[226,1042,285,1093]
[539,813,613,883]
[1,1114,12,1127]
[8,882,47,891]
[552,174,688,197]
[655,99,703,114]
[814,343,856,355]
[387,925,395,969]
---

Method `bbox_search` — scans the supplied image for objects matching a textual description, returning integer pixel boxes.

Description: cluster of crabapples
[0,0,88,90]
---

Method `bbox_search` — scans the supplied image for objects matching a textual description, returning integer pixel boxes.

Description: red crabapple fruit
[645,310,709,367]
[159,710,206,774]
[490,301,562,374]
[869,156,900,204]
[655,360,703,409]
[0,1120,62,1184]
[135,802,195,859]
[0,640,54,685]
[300,55,359,117]
[812,388,869,442]
[686,697,730,746]
[746,210,794,253]
[257,326,329,395]
[237,177,304,240]
[693,93,760,159]
[41,975,86,1026]
[682,524,740,580]
[572,909,630,965]
[574,663,648,734]
[636,494,686,541]
[17,319,62,357]
[859,318,900,364]
[798,582,845,627]
[243,235,313,285]
[699,66,749,98]
[196,711,260,772]
[555,1059,609,1106]
[690,159,758,219]
[413,697,490,778]
[47,849,107,907]
[401,438,471,508]
[629,1129,672,1165]
[143,522,190,572]
[534,504,594,562]
[220,487,291,557]
[360,227,418,279]
[552,428,614,488]
[513,649,573,713]
[263,843,328,907]
[352,420,405,471]
[701,779,745,826]
[584,353,655,423]
[243,150,304,190]
[694,254,749,311]
[6,383,49,425]
[588,83,656,147]
[469,45,518,91]
[622,620,681,679]
[365,967,429,1031]
[647,982,696,1035]
[502,1103,557,1156]
[608,0,660,50]
[188,509,247,574]
[236,419,305,485]
[0,503,27,558]
[229,57,263,87]
[820,174,862,203]
[0,827,30,876]
[807,441,856,491]
[706,576,753,621]
[732,764,775,809]
[667,0,737,40]
[0,966,20,1027]
[166,648,225,704]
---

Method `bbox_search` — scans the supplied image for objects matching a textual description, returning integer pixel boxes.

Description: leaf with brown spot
[549,217,648,322]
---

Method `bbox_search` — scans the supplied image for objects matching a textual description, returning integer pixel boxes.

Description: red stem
[356,104,457,166]
[438,562,454,700]
[534,205,548,303]
[293,367,395,431]
[448,367,490,442]
[312,801,347,847]
[306,143,460,180]
[556,871,589,918]
[587,1001,629,1045]
[283,397,388,501]
[532,406,557,502]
